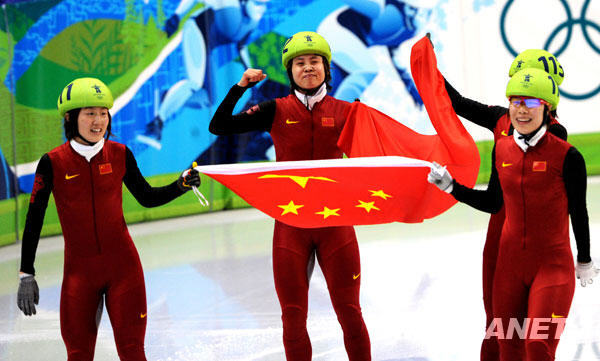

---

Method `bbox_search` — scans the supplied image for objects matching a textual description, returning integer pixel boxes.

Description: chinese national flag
[532,161,547,172]
[337,35,480,219]
[195,156,433,228]
[196,36,479,228]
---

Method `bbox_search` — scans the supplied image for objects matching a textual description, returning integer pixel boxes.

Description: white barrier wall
[435,0,600,141]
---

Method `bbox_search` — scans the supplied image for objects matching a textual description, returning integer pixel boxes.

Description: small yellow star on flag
[356,200,380,213]
[369,189,392,200]
[278,200,304,215]
[259,174,336,188]
[315,206,340,219]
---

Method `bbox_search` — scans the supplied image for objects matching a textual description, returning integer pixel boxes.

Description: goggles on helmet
[509,97,548,109]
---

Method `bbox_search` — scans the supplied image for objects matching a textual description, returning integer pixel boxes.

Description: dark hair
[286,55,332,94]
[64,108,113,142]
[543,106,558,125]
[543,107,568,139]
[64,108,80,140]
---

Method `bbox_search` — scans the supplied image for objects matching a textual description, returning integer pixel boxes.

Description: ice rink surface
[1,180,600,361]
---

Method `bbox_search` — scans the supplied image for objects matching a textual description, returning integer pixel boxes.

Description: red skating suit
[485,115,564,361]
[269,94,371,361]
[444,77,565,360]
[48,141,147,360]
[480,114,511,360]
[493,132,575,361]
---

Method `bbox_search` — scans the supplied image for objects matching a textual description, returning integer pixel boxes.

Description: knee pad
[333,303,365,335]
[526,340,553,361]
[115,344,146,361]
[113,324,146,361]
[62,330,97,361]
[281,305,308,341]
[480,337,500,361]
[66,350,95,361]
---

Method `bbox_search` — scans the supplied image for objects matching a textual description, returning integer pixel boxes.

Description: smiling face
[509,97,546,135]
[291,54,325,92]
[72,107,109,144]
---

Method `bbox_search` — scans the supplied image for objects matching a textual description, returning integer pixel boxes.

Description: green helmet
[508,49,564,86]
[57,77,114,117]
[281,31,332,68]
[506,68,560,110]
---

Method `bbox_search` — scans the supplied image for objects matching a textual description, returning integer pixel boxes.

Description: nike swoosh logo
[353,273,360,280]
[140,313,147,318]
[65,173,80,180]
[501,130,508,136]
[551,312,564,318]
[501,162,513,168]
[286,119,299,124]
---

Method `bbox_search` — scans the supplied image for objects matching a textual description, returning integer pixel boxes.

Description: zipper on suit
[521,153,527,249]
[89,161,101,254]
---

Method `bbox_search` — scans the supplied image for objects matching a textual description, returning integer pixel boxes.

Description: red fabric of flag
[337,36,480,219]
[197,157,432,228]
[197,36,480,227]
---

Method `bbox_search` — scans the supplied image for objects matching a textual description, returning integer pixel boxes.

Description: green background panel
[475,132,600,183]
[1,131,600,247]
[0,174,250,246]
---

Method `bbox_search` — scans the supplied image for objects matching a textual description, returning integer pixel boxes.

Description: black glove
[17,275,39,316]
[177,169,201,192]
[165,14,180,37]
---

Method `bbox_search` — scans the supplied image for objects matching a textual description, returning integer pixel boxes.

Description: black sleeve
[450,147,504,214]
[444,77,508,132]
[209,84,276,135]
[563,147,591,263]
[123,147,186,208]
[20,154,53,275]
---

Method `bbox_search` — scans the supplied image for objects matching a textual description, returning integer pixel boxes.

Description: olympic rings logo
[500,0,600,100]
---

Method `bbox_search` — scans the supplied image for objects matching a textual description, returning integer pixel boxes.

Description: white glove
[576,261,600,287]
[427,162,453,193]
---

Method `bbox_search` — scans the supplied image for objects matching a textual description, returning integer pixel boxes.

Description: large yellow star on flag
[369,189,392,200]
[356,200,380,213]
[278,200,304,215]
[315,206,340,219]
[259,174,337,188]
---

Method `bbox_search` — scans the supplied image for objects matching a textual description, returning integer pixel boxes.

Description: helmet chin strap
[518,123,544,143]
[295,81,325,96]
[517,108,551,143]
[74,132,99,146]
[72,117,111,146]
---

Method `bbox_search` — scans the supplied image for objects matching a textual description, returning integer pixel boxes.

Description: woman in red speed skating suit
[16,78,201,360]
[428,68,599,361]
[440,47,567,361]
[209,31,371,361]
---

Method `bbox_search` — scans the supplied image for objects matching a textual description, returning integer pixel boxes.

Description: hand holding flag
[183,161,209,206]
[427,162,453,193]
[337,35,480,219]
[189,35,480,228]
[192,156,434,228]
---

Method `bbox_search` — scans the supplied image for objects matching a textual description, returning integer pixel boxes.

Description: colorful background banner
[1,0,599,244]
